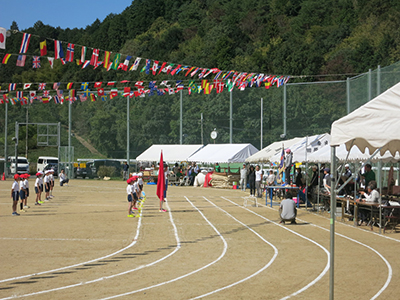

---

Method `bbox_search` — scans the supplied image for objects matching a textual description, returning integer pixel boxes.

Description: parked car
[9,156,29,174]
[37,156,58,172]
[74,162,88,178]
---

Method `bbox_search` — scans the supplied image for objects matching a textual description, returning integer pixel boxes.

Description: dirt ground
[0,179,399,299]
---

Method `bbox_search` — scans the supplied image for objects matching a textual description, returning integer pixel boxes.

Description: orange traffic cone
[1,172,5,181]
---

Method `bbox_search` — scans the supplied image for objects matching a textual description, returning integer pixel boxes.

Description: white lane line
[0,237,122,242]
[189,196,279,300]
[261,201,393,299]
[307,208,400,243]
[220,196,330,300]
[0,209,143,285]
[0,201,181,300]
[99,196,229,300]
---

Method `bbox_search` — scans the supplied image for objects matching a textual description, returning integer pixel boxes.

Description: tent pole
[283,84,287,137]
[230,90,233,144]
[329,146,337,300]
[317,162,320,212]
[260,98,263,149]
[378,161,382,234]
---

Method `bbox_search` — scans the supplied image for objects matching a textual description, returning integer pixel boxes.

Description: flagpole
[68,99,72,178]
[4,102,8,177]
[260,98,263,149]
[127,96,130,168]
[180,90,183,145]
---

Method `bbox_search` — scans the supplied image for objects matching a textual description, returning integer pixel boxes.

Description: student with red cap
[126,177,135,217]
[11,174,20,216]
[19,174,27,212]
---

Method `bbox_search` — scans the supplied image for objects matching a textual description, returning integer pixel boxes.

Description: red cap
[286,149,291,153]
[14,174,20,180]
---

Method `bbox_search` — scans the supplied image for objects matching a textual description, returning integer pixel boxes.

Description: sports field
[1,179,399,299]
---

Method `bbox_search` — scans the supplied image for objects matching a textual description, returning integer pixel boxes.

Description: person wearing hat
[44,170,51,201]
[126,177,135,217]
[137,172,144,194]
[323,167,332,194]
[35,172,42,205]
[38,171,44,204]
[11,174,20,216]
[285,149,293,185]
[23,174,30,209]
[240,164,248,192]
[19,174,27,212]
[49,169,55,198]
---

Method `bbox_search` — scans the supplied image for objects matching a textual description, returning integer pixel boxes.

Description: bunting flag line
[66,43,75,62]
[40,40,47,56]
[80,46,87,63]
[54,40,64,59]
[32,56,40,68]
[103,51,110,69]
[2,53,11,64]
[130,57,141,71]
[19,33,31,54]
[16,55,26,67]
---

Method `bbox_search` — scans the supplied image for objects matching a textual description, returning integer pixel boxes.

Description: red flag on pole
[156,151,165,201]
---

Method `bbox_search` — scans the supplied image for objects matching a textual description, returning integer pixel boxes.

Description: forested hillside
[1,0,400,158]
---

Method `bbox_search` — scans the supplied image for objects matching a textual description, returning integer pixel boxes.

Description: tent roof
[189,143,259,163]
[307,143,400,163]
[136,144,203,162]
[245,137,303,163]
[331,81,400,156]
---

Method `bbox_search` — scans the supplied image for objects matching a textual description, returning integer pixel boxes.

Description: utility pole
[25,106,28,158]
[201,113,204,145]
[260,98,263,149]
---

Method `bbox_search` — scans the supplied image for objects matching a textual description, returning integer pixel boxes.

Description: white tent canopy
[136,144,203,162]
[331,81,400,156]
[307,143,400,163]
[245,137,303,163]
[271,133,331,163]
[189,143,259,163]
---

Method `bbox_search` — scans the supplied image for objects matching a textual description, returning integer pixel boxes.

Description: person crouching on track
[11,174,20,216]
[279,193,297,225]
[23,174,30,209]
[44,170,51,201]
[19,174,27,212]
[127,177,135,217]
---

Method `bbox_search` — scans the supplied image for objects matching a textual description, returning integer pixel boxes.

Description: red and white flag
[19,33,31,53]
[156,151,166,201]
[54,40,64,59]
[0,27,6,49]
[48,57,54,68]
[90,49,99,66]
[66,43,75,62]
[23,83,32,89]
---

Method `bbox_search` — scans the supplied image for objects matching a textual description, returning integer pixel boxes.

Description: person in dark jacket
[248,165,256,196]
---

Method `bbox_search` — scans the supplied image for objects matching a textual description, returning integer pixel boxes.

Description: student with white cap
[49,169,55,198]
[38,171,44,204]
[11,174,20,216]
[44,170,51,201]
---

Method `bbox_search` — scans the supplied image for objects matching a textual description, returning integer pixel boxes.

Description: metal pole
[317,162,320,211]
[127,96,130,168]
[68,100,72,178]
[329,146,337,300]
[201,113,204,145]
[377,65,381,96]
[377,161,382,234]
[230,90,233,144]
[25,107,28,158]
[260,98,263,149]
[346,77,350,114]
[368,69,372,101]
[57,123,60,177]
[4,102,8,177]
[180,90,183,145]
[283,83,287,137]
[15,122,19,174]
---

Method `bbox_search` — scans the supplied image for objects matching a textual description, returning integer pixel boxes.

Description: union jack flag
[33,56,40,68]
[38,83,46,90]
[43,90,50,97]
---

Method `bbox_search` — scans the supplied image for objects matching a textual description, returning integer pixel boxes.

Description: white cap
[132,173,137,176]
[138,172,143,176]
[38,171,44,175]
[45,170,51,174]
[345,164,350,168]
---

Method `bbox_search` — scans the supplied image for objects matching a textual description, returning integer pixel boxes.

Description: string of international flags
[0,30,290,105]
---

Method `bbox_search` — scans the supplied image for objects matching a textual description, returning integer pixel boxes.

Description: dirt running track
[0,179,399,299]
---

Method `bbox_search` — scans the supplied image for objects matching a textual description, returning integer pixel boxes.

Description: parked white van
[9,156,30,174]
[37,156,59,172]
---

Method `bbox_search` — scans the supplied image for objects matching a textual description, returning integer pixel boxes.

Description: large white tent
[188,143,259,163]
[268,133,331,163]
[136,144,203,162]
[331,81,400,156]
[245,137,303,163]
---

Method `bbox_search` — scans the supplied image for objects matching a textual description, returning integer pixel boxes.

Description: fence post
[377,65,381,96]
[368,69,372,101]
[346,78,350,114]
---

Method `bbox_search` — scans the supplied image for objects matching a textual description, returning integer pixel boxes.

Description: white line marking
[0,209,143,285]
[0,237,122,242]
[99,196,229,300]
[261,201,393,299]
[189,196,279,299]
[220,196,330,300]
[0,201,181,299]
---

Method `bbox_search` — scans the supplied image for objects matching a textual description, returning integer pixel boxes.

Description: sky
[0,0,133,30]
